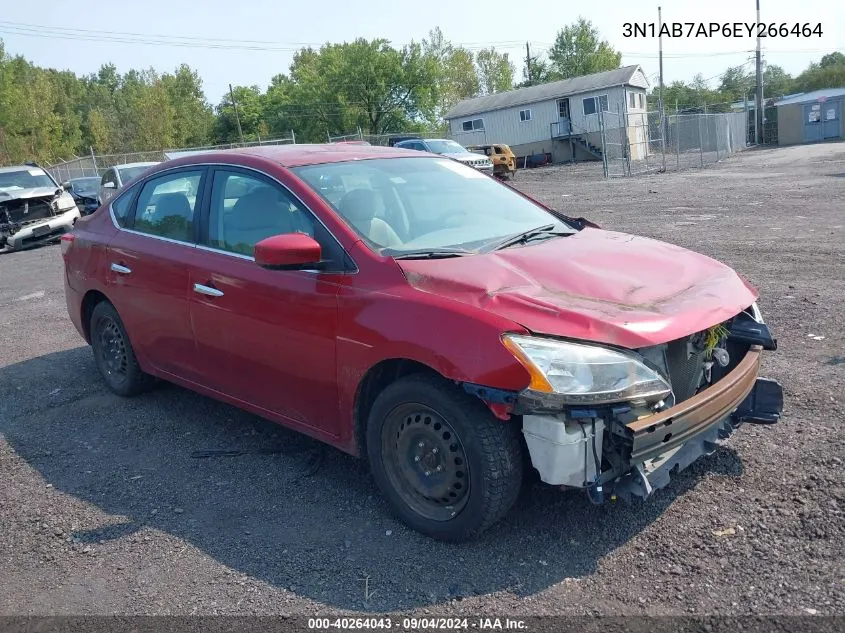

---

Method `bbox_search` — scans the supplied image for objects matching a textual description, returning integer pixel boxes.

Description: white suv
[0,164,81,252]
[394,139,495,174]
[99,162,160,205]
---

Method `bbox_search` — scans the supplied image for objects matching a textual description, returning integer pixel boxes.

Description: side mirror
[254,233,322,270]
[103,182,116,189]
[61,181,71,190]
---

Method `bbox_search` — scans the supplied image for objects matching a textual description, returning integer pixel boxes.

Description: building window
[519,109,532,122]
[629,93,636,109]
[582,95,609,116]
[461,118,484,132]
[638,93,644,109]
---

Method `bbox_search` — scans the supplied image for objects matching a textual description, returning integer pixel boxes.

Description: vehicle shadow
[0,347,745,612]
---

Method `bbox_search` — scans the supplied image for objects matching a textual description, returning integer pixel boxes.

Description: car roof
[156,143,426,169]
[113,161,160,169]
[0,165,50,174]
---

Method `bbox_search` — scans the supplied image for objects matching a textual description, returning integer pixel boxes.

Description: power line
[1,21,837,57]
[0,21,528,52]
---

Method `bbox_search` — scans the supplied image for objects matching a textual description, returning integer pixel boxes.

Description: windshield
[70,177,100,195]
[424,140,468,155]
[0,168,57,193]
[294,157,573,255]
[117,165,156,184]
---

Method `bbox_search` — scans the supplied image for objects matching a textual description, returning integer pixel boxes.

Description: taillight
[60,233,75,257]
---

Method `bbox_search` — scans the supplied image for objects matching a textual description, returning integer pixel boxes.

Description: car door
[187,166,350,436]
[104,167,208,381]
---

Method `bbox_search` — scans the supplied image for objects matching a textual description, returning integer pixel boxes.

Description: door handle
[193,283,224,298]
[110,263,131,274]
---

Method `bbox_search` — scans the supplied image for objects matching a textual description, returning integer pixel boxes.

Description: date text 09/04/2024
[623,22,823,38]
[307,617,527,630]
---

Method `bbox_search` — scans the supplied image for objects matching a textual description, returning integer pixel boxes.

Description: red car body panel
[185,248,343,434]
[63,145,759,456]
[397,227,758,349]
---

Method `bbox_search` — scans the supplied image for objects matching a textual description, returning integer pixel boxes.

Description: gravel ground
[0,142,843,618]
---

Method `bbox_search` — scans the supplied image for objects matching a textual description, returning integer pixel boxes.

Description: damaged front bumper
[612,348,783,501]
[0,207,80,251]
[465,345,784,504]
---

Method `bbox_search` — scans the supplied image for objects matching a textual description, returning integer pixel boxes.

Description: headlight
[502,334,671,405]
[56,192,78,211]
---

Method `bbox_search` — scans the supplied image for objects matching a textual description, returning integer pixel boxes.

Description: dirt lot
[1,143,843,617]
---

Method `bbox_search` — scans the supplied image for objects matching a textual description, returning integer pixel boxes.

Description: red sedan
[62,144,782,541]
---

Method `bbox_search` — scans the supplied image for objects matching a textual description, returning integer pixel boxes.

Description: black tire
[89,301,156,397]
[366,373,523,542]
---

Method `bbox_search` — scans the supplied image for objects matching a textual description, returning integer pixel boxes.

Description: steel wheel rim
[381,403,470,522]
[96,316,128,381]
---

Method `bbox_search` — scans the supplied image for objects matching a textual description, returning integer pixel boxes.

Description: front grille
[1,197,56,225]
[665,338,706,402]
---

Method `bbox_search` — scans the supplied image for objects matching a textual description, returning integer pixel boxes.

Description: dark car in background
[65,177,102,215]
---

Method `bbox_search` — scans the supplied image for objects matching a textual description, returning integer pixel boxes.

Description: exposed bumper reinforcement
[625,346,763,464]
[614,415,739,503]
[614,349,783,502]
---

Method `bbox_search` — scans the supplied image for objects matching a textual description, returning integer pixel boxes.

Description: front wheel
[366,374,523,542]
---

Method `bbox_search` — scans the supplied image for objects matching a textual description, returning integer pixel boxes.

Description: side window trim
[198,165,354,273]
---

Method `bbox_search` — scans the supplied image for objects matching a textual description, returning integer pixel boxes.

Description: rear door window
[132,170,204,242]
[111,184,140,228]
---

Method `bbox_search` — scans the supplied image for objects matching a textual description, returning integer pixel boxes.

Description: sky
[0,0,842,106]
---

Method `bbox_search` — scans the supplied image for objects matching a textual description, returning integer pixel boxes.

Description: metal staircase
[571,135,603,159]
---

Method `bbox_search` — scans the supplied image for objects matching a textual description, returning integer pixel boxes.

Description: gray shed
[444,65,650,163]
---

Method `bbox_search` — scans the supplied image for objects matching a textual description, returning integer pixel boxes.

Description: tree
[762,64,794,99]
[819,52,845,68]
[215,85,265,142]
[475,48,514,94]
[718,65,752,101]
[548,18,621,79]
[160,65,214,147]
[422,28,479,122]
[794,52,845,92]
[517,54,557,88]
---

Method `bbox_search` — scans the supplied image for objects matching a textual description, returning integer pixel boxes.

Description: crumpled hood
[0,186,61,201]
[397,228,758,349]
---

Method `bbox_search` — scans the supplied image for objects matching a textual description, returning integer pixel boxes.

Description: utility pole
[658,6,666,171]
[658,6,664,115]
[525,42,533,86]
[755,0,763,145]
[229,83,245,144]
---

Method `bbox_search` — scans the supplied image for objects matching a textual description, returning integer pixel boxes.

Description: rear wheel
[366,374,523,542]
[90,301,156,397]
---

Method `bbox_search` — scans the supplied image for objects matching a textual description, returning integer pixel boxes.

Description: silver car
[0,165,81,252]
[394,138,494,173]
[99,162,160,205]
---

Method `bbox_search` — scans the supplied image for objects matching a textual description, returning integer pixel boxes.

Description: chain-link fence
[601,110,748,177]
[43,134,296,183]
[598,109,629,177]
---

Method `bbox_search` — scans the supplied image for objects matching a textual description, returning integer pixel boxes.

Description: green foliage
[0,40,214,164]
[1,29,843,166]
[422,28,479,122]
[794,54,845,92]
[475,48,515,95]
[547,18,622,80]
